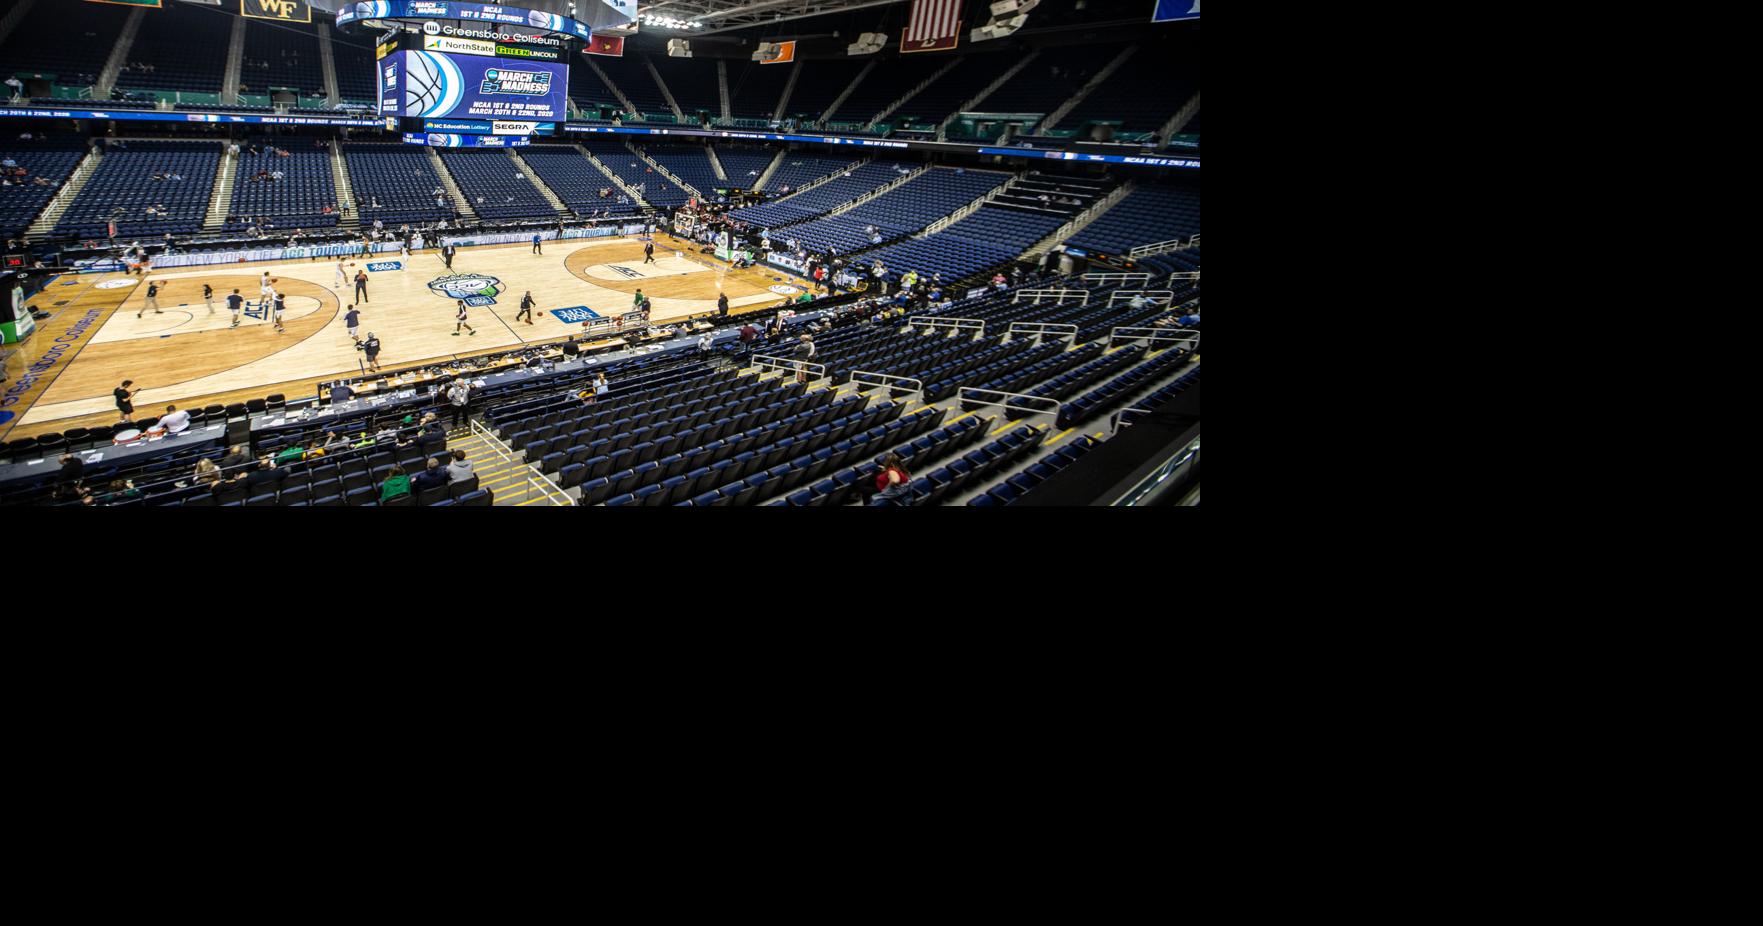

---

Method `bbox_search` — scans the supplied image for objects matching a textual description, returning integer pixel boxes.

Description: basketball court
[0,234,812,441]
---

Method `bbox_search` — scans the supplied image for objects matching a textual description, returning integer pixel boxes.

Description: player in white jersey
[335,259,348,288]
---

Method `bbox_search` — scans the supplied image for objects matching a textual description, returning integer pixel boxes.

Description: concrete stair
[772,61,801,121]
[820,59,876,123]
[1022,181,1134,259]
[625,141,699,198]
[752,149,785,191]
[96,7,146,98]
[24,148,100,241]
[645,57,686,122]
[509,148,569,216]
[574,143,650,208]
[329,140,358,229]
[202,146,237,232]
[871,57,961,127]
[584,58,639,118]
[1041,45,1138,133]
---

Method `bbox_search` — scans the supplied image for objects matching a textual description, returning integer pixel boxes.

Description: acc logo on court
[96,279,136,290]
[366,261,402,271]
[769,285,801,295]
[609,265,643,279]
[429,273,502,305]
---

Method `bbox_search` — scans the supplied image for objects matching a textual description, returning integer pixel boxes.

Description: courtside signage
[551,306,602,324]
[366,261,403,271]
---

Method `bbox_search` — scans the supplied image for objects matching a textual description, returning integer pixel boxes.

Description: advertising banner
[241,0,311,24]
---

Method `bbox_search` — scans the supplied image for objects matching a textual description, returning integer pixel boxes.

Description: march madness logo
[429,273,502,306]
[480,68,552,96]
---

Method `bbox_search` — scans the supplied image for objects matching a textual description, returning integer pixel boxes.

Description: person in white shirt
[335,259,347,288]
[155,404,192,434]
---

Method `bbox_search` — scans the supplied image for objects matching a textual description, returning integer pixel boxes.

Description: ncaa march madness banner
[242,0,312,23]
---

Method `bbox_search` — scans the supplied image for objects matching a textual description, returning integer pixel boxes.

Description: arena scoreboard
[339,2,636,145]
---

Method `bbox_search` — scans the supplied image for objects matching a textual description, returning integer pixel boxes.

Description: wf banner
[242,0,312,23]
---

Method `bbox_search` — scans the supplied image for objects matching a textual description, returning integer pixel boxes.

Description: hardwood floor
[0,234,811,441]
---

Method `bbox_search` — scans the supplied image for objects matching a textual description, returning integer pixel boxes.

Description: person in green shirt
[379,465,411,503]
[274,442,306,465]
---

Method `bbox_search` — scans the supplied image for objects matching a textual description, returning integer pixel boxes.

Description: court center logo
[96,279,136,290]
[609,265,643,279]
[768,285,801,295]
[429,273,503,306]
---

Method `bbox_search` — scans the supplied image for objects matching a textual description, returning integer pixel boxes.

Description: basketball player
[260,272,273,299]
[335,259,348,288]
[272,291,286,333]
[516,291,535,325]
[344,304,361,341]
[203,283,214,315]
[136,280,161,318]
[227,289,243,328]
[453,301,475,336]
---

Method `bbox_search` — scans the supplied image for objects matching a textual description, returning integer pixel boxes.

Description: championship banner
[902,0,961,53]
[583,34,624,57]
[1152,0,1200,23]
[242,0,311,23]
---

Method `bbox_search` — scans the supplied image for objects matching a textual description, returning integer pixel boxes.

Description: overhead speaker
[667,38,692,57]
[971,13,1031,42]
[847,32,887,55]
[989,0,1039,14]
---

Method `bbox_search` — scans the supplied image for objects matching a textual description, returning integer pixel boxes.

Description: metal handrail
[1005,322,1077,343]
[751,353,827,382]
[850,370,924,401]
[957,386,1062,417]
[1168,271,1201,281]
[1012,288,1089,306]
[1127,234,1200,258]
[1107,289,1175,306]
[907,316,986,338]
[1108,327,1200,351]
[1082,272,1152,284]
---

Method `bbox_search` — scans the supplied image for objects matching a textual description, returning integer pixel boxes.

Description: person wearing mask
[875,452,913,505]
[592,371,610,401]
[516,291,535,325]
[794,334,816,384]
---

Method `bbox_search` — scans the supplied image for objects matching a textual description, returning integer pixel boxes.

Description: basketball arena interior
[0,0,1199,507]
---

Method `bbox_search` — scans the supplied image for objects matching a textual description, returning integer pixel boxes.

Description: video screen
[381,50,567,122]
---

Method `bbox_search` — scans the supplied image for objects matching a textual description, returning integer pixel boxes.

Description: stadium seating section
[519,145,643,217]
[343,143,452,225]
[725,60,794,120]
[1068,184,1201,254]
[640,143,719,196]
[1,142,85,238]
[0,1,127,91]
[590,55,671,119]
[577,137,690,206]
[55,141,220,239]
[228,145,338,231]
[712,147,776,190]
[240,18,323,97]
[114,2,233,97]
[437,149,555,220]
[650,56,720,118]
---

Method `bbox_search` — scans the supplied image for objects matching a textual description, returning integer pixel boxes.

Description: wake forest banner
[242,0,312,22]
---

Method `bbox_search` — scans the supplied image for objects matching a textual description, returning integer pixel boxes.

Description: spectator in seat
[411,457,449,494]
[446,450,474,484]
[875,453,912,505]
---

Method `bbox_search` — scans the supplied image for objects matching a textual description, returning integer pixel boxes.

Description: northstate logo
[481,68,552,96]
[429,273,502,306]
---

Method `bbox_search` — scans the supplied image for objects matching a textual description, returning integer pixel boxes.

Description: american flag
[902,0,962,53]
